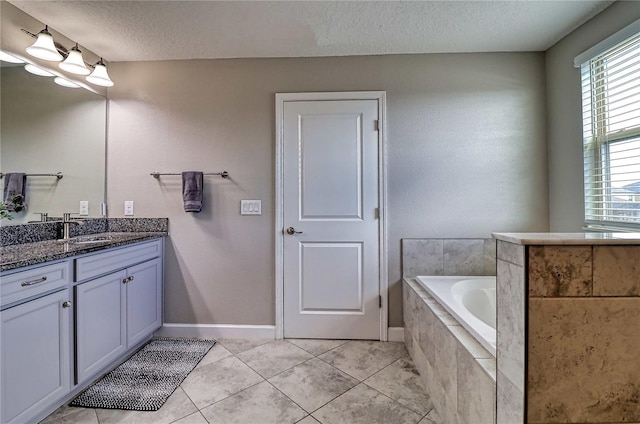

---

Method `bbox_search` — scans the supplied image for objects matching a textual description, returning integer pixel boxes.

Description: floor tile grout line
[188,341,314,415]
[314,349,408,383]
[234,341,364,419]
[194,349,316,423]
[285,338,351,357]
[233,347,311,381]
[272,361,362,418]
[362,355,409,383]
[177,384,209,423]
[360,380,428,419]
[263,354,361,418]
[296,378,363,418]
[195,378,267,416]
[313,354,365,382]
[362,355,434,419]
[262,378,316,419]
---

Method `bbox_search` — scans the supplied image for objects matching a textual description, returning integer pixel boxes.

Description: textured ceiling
[9,1,613,62]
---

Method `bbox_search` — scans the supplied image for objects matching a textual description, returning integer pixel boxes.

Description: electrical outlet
[79,201,89,216]
[124,201,134,216]
[240,200,261,215]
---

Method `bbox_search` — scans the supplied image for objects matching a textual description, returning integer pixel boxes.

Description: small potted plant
[9,194,25,212]
[0,201,13,220]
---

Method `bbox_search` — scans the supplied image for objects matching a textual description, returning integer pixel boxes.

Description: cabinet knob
[62,301,72,308]
[122,276,135,284]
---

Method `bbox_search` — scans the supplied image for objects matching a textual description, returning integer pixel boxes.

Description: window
[579,24,640,229]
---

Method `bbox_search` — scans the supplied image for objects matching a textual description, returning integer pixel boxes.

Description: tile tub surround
[402,238,497,278]
[403,278,496,424]
[493,232,640,424]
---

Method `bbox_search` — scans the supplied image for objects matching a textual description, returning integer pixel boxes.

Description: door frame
[275,91,388,341]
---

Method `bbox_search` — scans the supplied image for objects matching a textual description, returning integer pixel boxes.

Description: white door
[282,97,381,339]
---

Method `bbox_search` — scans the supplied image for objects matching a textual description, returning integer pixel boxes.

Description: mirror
[0,63,107,224]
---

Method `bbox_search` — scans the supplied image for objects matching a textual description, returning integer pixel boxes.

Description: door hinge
[374,208,379,219]
[379,295,382,308]
[374,120,380,131]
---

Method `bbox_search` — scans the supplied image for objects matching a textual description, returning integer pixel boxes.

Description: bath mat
[70,337,216,411]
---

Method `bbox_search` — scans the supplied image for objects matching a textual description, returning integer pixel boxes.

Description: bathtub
[415,275,496,357]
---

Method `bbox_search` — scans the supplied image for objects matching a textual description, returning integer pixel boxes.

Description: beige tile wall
[526,245,640,424]
[496,241,525,424]
[402,238,497,278]
[403,279,496,424]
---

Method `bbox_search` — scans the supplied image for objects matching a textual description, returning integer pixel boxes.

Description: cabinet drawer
[1,262,71,308]
[75,239,162,282]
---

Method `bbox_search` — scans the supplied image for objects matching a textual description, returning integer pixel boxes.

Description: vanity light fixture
[86,58,114,87]
[58,43,90,75]
[22,25,115,86]
[0,50,24,64]
[25,26,63,62]
[54,77,80,88]
[24,63,55,77]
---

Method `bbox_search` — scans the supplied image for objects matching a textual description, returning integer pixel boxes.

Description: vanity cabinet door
[126,258,162,348]
[1,289,71,424]
[75,270,127,385]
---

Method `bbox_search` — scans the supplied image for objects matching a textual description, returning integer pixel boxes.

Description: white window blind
[580,29,640,229]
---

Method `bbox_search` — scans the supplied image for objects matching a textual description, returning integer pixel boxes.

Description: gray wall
[546,1,640,231]
[107,53,548,328]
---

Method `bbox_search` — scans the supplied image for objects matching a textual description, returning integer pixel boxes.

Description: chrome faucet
[61,212,84,240]
[27,212,49,223]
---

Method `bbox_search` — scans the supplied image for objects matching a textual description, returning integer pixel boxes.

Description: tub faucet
[60,212,84,240]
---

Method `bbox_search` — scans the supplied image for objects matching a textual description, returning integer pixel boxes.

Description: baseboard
[157,323,403,342]
[156,323,276,339]
[388,327,405,342]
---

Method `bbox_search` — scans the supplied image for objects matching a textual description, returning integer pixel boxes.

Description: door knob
[62,301,72,308]
[286,227,303,235]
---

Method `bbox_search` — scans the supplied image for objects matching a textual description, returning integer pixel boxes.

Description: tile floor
[42,339,441,424]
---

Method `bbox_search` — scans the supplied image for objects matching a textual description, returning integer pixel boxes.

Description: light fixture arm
[21,27,99,69]
[21,27,70,58]
[21,26,113,86]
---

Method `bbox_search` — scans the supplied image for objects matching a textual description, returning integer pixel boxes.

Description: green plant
[0,201,13,220]
[10,194,24,212]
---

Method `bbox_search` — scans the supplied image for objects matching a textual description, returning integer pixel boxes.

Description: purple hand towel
[3,173,26,212]
[182,171,203,213]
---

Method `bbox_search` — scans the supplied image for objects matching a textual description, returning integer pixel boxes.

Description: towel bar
[0,172,63,180]
[150,171,229,179]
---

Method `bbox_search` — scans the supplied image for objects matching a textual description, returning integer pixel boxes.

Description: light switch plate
[241,200,261,215]
[79,201,89,216]
[124,200,134,216]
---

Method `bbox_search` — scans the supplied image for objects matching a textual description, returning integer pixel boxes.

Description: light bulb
[0,50,24,64]
[24,63,54,77]
[25,26,63,62]
[86,59,114,87]
[54,77,80,88]
[59,44,90,75]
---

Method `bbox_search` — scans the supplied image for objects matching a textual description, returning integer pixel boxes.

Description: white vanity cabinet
[0,236,164,424]
[75,239,163,385]
[0,263,72,424]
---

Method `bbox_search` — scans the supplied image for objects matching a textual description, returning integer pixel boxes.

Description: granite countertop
[0,232,167,272]
[493,232,640,245]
